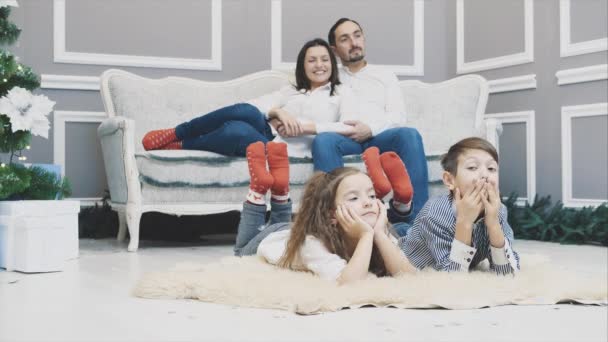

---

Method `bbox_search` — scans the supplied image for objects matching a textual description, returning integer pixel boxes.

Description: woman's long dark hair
[295,38,341,96]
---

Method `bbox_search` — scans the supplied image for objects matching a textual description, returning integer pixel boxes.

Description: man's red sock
[362,147,392,199]
[246,142,274,205]
[380,152,413,205]
[267,142,289,202]
[142,128,177,150]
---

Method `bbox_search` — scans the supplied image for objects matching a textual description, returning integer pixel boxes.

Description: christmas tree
[0,1,70,200]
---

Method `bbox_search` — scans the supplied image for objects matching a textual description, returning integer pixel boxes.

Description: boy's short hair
[440,137,498,175]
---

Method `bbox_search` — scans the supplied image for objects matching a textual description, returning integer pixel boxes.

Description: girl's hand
[482,181,501,227]
[335,204,373,240]
[454,180,483,225]
[372,199,388,236]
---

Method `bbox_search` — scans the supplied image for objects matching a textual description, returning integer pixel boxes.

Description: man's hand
[342,120,372,142]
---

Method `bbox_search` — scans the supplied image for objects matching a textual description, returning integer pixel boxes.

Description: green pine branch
[502,192,608,246]
[0,7,21,45]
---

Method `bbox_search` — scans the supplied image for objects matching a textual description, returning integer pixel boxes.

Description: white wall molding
[559,0,608,57]
[53,0,222,70]
[53,111,107,178]
[561,103,608,208]
[41,74,100,91]
[555,64,608,86]
[457,0,534,74]
[486,111,536,206]
[488,74,537,94]
[270,0,424,76]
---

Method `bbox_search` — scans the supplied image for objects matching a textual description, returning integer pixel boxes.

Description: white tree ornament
[0,87,55,138]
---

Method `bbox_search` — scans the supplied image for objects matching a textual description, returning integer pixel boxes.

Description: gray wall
[8,0,608,206]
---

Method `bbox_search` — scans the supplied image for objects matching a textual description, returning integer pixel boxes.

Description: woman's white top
[247,83,359,158]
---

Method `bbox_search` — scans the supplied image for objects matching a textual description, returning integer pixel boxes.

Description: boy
[399,137,520,275]
[363,137,520,275]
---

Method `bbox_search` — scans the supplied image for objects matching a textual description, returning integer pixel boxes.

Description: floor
[0,237,606,342]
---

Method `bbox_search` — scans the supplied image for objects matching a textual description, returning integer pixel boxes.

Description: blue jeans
[234,201,292,256]
[175,103,274,156]
[388,200,413,237]
[311,127,429,223]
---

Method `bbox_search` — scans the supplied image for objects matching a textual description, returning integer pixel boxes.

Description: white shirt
[247,84,358,158]
[339,64,406,136]
[256,229,347,282]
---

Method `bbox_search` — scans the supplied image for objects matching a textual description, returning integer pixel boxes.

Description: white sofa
[98,69,499,252]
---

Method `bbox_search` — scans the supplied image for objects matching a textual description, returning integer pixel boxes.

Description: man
[312,18,429,229]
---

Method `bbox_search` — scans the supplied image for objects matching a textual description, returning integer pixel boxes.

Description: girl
[141,38,358,158]
[234,141,416,284]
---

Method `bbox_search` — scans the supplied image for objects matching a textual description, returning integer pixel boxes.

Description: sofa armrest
[482,118,503,152]
[97,117,140,204]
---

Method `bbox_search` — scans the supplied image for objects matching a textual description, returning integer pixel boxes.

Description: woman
[142,38,358,158]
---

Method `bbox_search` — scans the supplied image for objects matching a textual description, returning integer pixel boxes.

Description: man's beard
[347,54,365,63]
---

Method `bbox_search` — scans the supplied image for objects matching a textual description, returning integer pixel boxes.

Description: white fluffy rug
[133,254,607,314]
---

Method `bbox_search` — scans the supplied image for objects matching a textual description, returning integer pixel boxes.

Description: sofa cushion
[135,150,444,188]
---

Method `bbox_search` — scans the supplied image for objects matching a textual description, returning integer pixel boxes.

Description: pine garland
[502,193,608,246]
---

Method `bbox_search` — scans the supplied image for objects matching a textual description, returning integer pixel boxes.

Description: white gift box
[0,200,80,272]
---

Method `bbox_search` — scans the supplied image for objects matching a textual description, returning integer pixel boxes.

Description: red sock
[267,142,289,200]
[160,141,183,150]
[362,147,391,199]
[142,128,177,150]
[380,152,413,204]
[246,142,274,204]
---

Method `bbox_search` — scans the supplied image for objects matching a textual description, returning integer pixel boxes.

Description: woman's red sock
[362,147,392,199]
[380,152,413,205]
[160,141,183,150]
[142,128,177,150]
[246,142,274,205]
[267,142,289,202]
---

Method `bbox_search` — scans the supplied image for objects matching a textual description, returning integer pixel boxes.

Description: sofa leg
[126,205,142,252]
[116,210,127,242]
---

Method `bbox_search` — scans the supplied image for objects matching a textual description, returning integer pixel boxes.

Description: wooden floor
[1,237,606,342]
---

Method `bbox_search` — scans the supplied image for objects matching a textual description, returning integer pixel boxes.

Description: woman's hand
[268,108,302,137]
[335,204,373,240]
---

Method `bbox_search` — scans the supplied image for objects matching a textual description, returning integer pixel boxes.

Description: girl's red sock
[362,147,391,199]
[246,142,274,205]
[380,151,413,205]
[142,128,177,150]
[267,142,289,202]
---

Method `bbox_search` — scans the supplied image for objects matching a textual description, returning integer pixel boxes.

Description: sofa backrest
[400,75,488,156]
[100,69,292,152]
[100,69,487,156]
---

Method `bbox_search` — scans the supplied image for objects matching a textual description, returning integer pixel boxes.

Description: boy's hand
[454,180,483,225]
[482,181,501,227]
[372,199,389,236]
[336,204,373,240]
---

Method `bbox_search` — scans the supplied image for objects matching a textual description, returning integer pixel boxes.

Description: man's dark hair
[327,17,363,46]
[295,38,341,96]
